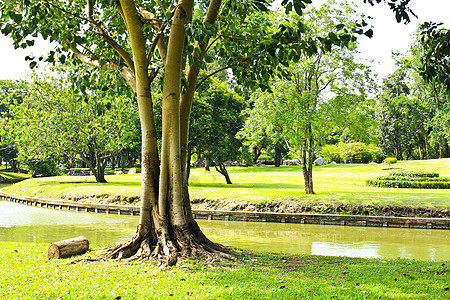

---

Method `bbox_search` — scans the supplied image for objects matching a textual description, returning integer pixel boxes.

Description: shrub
[18,154,61,177]
[366,170,449,189]
[319,142,382,163]
[366,179,450,189]
[319,144,341,163]
[388,170,439,178]
[384,157,397,169]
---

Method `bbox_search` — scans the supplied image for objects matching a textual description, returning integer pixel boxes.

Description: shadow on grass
[57,180,141,187]
[189,182,301,190]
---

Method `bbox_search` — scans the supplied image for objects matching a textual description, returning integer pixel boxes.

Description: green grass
[0,242,448,299]
[4,159,450,209]
[188,159,450,208]
[0,170,30,181]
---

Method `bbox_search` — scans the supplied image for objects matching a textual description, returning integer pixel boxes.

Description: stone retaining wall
[1,190,449,230]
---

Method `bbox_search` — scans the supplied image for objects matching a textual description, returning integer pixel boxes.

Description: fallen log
[47,236,89,259]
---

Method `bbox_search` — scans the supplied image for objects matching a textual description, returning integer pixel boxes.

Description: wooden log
[47,236,89,259]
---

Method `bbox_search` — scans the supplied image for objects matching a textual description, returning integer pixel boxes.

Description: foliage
[12,76,139,183]
[377,26,450,160]
[418,22,450,93]
[384,157,398,168]
[387,170,439,178]
[366,179,450,189]
[320,142,382,164]
[190,77,247,163]
[17,153,61,177]
[0,80,28,167]
[239,1,375,194]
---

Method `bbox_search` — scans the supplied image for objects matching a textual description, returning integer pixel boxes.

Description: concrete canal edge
[1,189,449,230]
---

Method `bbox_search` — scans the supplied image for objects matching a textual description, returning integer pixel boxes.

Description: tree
[13,77,139,182]
[190,77,247,184]
[0,80,27,169]
[0,0,414,263]
[375,28,449,160]
[417,23,450,158]
[242,1,374,194]
[384,157,397,169]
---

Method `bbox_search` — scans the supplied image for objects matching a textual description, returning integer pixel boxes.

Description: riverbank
[1,241,448,299]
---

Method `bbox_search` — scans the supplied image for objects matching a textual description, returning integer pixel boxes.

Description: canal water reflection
[1,201,449,261]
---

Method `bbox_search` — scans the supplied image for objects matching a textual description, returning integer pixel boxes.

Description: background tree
[190,77,246,184]
[0,80,28,170]
[374,26,449,160]
[417,23,450,158]
[13,77,139,182]
[242,1,374,194]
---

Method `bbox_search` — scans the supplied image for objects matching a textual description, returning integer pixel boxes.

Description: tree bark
[47,236,89,259]
[274,142,282,167]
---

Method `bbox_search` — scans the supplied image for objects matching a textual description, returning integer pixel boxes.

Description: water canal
[1,198,449,261]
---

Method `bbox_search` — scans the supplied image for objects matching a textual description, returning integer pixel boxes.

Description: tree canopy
[12,76,139,181]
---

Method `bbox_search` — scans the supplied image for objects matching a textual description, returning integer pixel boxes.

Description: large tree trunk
[108,0,232,266]
[93,167,107,183]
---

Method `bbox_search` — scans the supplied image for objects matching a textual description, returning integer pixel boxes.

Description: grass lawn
[0,170,30,181]
[0,242,448,300]
[4,158,450,209]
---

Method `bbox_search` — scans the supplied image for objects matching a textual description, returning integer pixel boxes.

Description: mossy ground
[1,242,449,299]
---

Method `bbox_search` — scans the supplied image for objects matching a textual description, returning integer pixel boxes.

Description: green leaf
[364,29,374,38]
[293,1,304,16]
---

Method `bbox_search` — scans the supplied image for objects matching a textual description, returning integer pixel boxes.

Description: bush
[319,144,341,163]
[384,157,397,169]
[387,170,439,178]
[18,154,61,177]
[366,179,450,189]
[366,170,449,189]
[319,142,382,163]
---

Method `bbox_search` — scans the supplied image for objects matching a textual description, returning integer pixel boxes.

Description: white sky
[0,0,449,81]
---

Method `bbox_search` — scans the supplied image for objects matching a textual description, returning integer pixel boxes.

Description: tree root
[104,224,239,267]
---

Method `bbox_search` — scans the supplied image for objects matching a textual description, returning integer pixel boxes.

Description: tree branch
[196,57,251,90]
[70,47,136,92]
[43,0,135,72]
[139,4,168,63]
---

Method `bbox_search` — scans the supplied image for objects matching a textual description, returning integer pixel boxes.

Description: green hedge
[388,171,439,178]
[366,179,450,189]
[375,175,449,182]
[366,170,449,189]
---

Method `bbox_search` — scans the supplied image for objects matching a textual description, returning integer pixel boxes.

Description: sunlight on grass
[4,158,450,208]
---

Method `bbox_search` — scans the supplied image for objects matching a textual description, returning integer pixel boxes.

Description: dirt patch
[63,195,140,205]
[191,198,450,218]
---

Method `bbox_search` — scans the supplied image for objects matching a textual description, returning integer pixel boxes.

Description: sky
[0,0,449,81]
